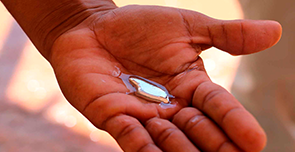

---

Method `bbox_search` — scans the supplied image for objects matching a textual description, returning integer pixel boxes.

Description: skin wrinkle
[83,94,126,128]
[97,10,111,51]
[217,141,233,152]
[117,123,143,140]
[124,36,188,58]
[91,16,185,77]
[93,10,200,76]
[89,24,132,74]
[167,58,206,93]
[155,128,179,145]
[178,9,192,37]
[109,8,118,16]
[174,53,201,74]
[41,7,95,58]
[173,110,227,152]
[34,1,87,31]
[145,118,177,144]
[82,90,125,113]
[123,47,192,76]
[240,21,245,55]
[123,40,181,60]
[91,10,204,79]
[175,77,199,101]
[202,88,227,111]
[122,33,150,52]
[156,98,185,120]
[102,24,144,51]
[220,107,244,127]
[190,43,202,52]
[221,21,228,50]
[167,75,209,112]
[165,72,187,92]
[137,143,158,152]
[89,94,160,130]
[103,114,126,132]
[184,114,207,132]
[104,115,160,152]
[183,112,236,152]
[192,80,210,108]
[178,9,202,57]
[143,74,175,83]
[117,57,168,76]
[206,25,214,46]
[44,2,118,53]
[49,7,115,61]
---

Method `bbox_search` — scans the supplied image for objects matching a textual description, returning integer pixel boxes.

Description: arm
[1,0,116,59]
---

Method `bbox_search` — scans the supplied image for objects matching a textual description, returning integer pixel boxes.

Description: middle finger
[145,117,200,152]
[172,107,241,152]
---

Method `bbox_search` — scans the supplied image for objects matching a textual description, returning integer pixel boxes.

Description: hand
[50,5,281,152]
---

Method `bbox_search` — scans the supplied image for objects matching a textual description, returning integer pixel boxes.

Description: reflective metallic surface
[129,77,170,104]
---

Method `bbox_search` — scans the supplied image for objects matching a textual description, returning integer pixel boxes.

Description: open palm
[50,5,281,152]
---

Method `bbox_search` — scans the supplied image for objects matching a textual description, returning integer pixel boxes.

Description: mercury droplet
[129,77,170,104]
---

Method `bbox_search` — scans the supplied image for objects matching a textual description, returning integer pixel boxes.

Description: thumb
[206,19,282,55]
[180,9,282,55]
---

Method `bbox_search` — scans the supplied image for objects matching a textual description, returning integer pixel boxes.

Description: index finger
[192,80,266,152]
[104,114,162,152]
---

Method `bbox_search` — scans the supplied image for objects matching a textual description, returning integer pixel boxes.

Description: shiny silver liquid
[119,73,174,104]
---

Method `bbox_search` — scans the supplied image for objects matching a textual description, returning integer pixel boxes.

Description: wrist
[1,0,117,59]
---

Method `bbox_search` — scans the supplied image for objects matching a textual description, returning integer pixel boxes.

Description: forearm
[1,0,116,59]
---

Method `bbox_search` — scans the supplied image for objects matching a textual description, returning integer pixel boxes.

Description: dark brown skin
[50,5,281,152]
[2,1,282,151]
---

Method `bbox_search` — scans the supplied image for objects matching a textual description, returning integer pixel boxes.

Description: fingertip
[257,130,267,152]
[243,20,282,54]
[206,19,283,55]
[222,108,267,152]
[244,126,267,152]
[264,20,282,47]
[145,117,200,152]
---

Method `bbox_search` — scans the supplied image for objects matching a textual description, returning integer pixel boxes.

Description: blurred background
[0,0,294,151]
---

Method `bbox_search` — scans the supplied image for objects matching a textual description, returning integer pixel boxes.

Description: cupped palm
[50,5,281,152]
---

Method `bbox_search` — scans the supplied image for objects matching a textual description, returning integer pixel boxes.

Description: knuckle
[118,122,141,139]
[179,107,199,114]
[145,117,162,128]
[157,127,178,144]
[220,107,243,125]
[184,114,207,131]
